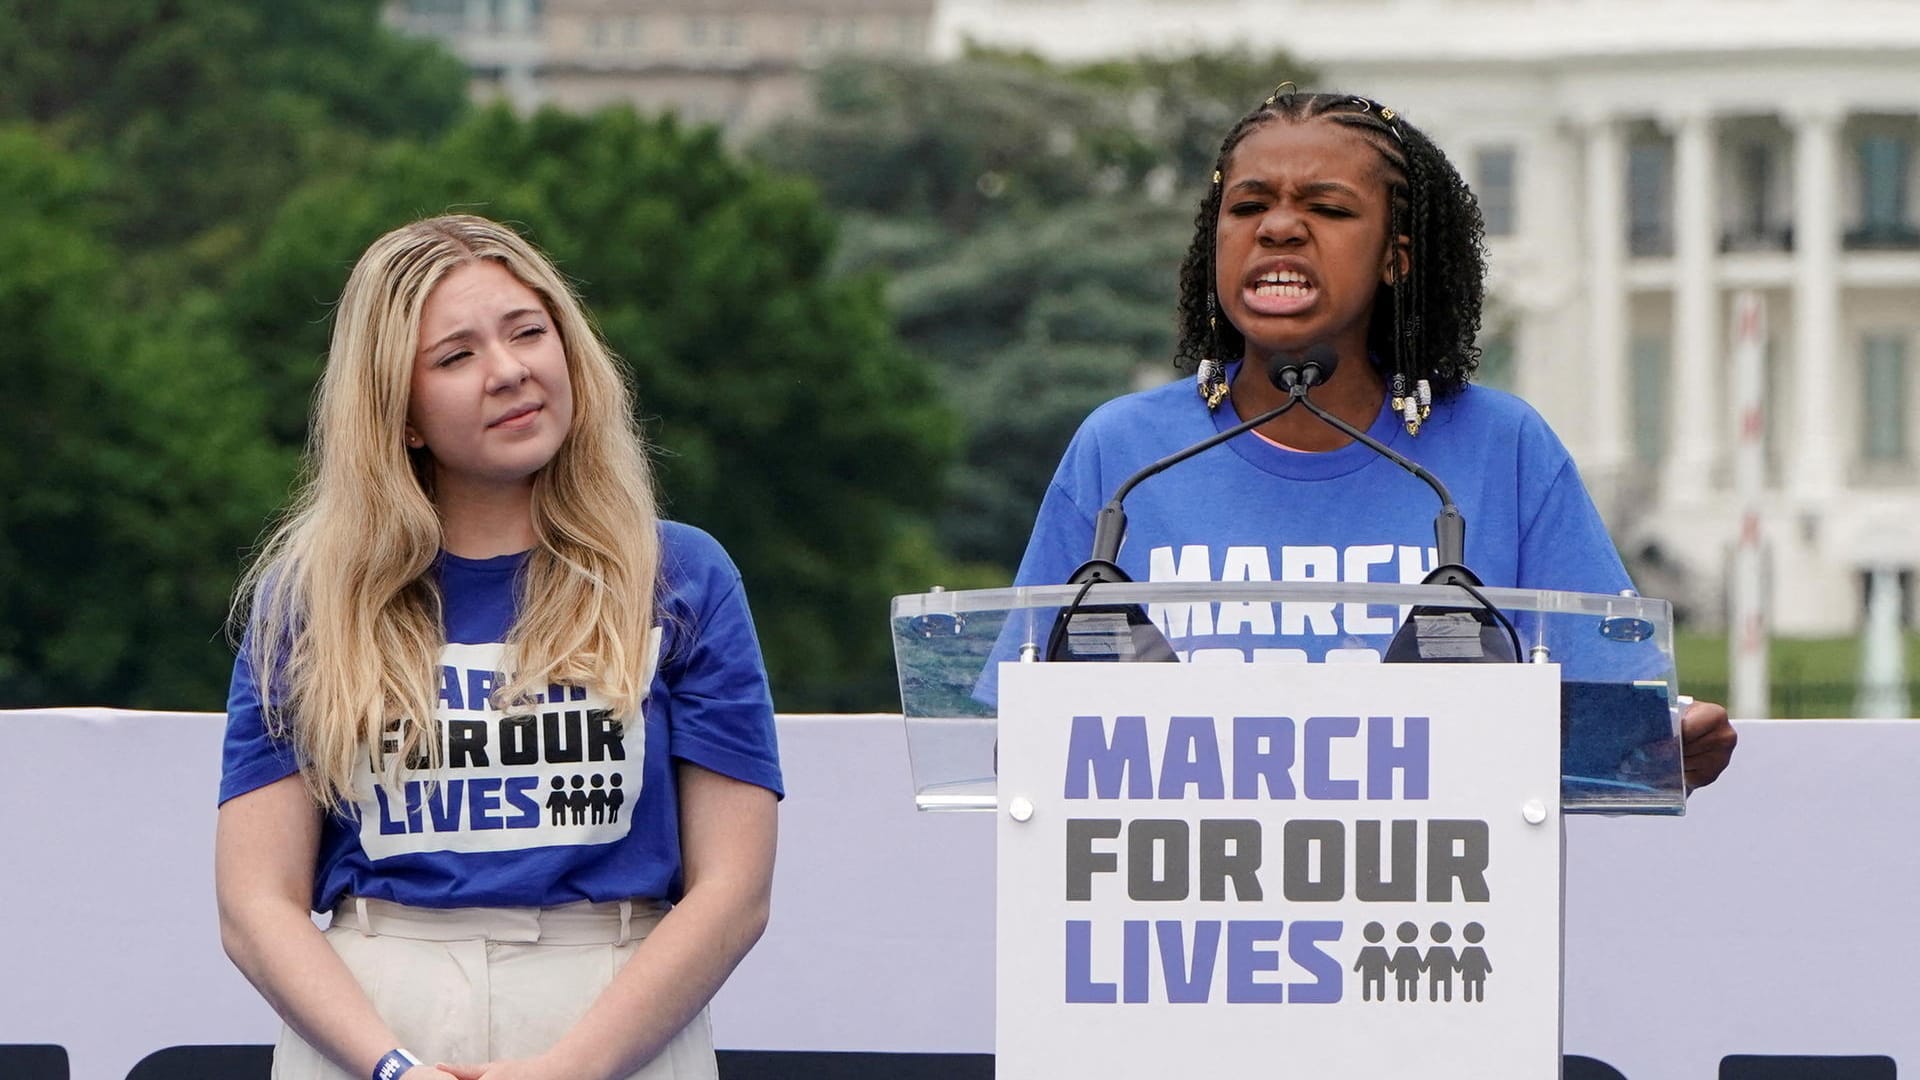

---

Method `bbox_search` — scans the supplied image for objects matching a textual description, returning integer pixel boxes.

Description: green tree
[755,56,1153,231]
[756,50,1313,569]
[0,126,286,706]
[0,0,468,708]
[224,105,958,710]
[883,201,1196,563]
[0,0,468,283]
[978,45,1318,185]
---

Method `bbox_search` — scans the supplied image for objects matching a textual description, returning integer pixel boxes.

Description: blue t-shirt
[1007,376,1678,797]
[1014,375,1635,664]
[219,521,783,912]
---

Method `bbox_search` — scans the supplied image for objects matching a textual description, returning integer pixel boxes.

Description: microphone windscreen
[1267,343,1342,390]
[1301,343,1340,385]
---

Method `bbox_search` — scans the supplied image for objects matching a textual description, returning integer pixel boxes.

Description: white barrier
[1,708,1914,1079]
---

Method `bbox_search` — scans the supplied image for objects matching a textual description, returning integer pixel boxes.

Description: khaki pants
[271,897,717,1080]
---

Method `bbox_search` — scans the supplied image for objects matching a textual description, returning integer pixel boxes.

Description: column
[1663,109,1720,502]
[1788,103,1845,501]
[1581,114,1631,489]
[509,0,540,112]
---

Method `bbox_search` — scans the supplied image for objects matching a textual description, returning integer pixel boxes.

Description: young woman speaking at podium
[215,215,782,1080]
[1012,88,1736,792]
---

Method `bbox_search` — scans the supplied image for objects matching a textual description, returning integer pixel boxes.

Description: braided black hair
[1174,90,1487,399]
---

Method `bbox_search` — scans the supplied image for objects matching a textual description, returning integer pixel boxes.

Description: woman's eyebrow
[418,309,544,356]
[1298,180,1362,198]
[417,327,473,356]
[1224,178,1363,199]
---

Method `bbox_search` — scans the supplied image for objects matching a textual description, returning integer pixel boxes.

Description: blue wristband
[373,1048,421,1080]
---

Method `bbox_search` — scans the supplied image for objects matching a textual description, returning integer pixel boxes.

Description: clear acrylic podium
[891,580,1686,816]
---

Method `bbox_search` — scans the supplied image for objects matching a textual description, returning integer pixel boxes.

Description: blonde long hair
[237,215,661,809]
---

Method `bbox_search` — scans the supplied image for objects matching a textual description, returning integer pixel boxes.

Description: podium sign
[996,663,1563,1079]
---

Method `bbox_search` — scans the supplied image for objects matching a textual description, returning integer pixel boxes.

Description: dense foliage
[0,2,1312,710]
[756,48,1314,568]
[0,3,956,711]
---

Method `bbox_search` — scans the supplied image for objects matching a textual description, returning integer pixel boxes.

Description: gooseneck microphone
[1268,346,1468,583]
[1048,346,1516,663]
[1068,395,1301,585]
[1048,380,1303,662]
[1269,345,1518,663]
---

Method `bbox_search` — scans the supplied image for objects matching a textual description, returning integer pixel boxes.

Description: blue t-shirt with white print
[219,521,782,912]
[1013,374,1635,663]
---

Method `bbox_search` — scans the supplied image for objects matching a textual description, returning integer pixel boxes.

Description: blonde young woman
[215,215,782,1080]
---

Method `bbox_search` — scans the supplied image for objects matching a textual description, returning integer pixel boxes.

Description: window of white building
[1476,146,1518,237]
[1629,334,1669,463]
[1850,133,1917,249]
[1862,332,1910,463]
[1627,137,1673,256]
[1725,140,1788,252]
[1740,142,1770,235]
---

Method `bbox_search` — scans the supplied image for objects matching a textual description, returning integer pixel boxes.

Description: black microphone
[1047,381,1303,662]
[1269,346,1519,663]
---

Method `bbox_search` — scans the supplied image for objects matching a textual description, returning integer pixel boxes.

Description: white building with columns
[937,0,1920,635]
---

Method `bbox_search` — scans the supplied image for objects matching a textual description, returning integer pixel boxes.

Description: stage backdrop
[1,708,1913,1080]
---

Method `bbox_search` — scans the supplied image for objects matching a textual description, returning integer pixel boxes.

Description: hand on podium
[1680,699,1737,791]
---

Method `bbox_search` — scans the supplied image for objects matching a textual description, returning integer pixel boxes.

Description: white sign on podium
[996,663,1564,1079]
